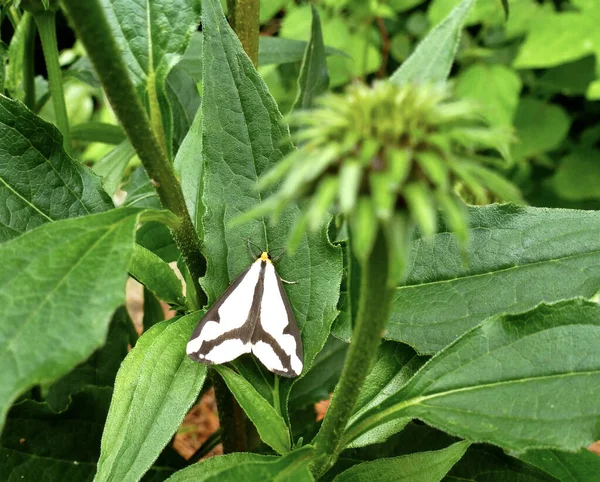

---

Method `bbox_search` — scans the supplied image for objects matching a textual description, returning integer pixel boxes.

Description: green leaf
[93,140,136,196]
[511,97,571,161]
[390,0,476,85]
[143,286,166,332]
[98,0,201,155]
[387,204,600,354]
[0,40,7,92]
[46,307,131,411]
[71,122,126,145]
[346,342,426,448]
[446,445,560,482]
[455,64,522,127]
[513,8,600,69]
[259,36,346,67]
[0,447,97,481]
[292,4,329,112]
[5,12,33,101]
[215,365,291,454]
[95,314,207,482]
[520,449,600,482]
[200,0,342,403]
[333,441,470,482]
[173,104,203,235]
[166,64,201,154]
[129,244,186,308]
[0,208,142,430]
[552,148,600,201]
[0,94,113,242]
[166,446,316,482]
[349,299,600,453]
[123,166,161,209]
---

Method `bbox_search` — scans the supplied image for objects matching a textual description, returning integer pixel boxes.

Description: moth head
[260,251,271,262]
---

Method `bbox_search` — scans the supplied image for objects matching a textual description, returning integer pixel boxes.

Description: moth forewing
[186,252,304,377]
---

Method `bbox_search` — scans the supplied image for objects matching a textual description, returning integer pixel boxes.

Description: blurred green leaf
[0,94,112,243]
[537,56,597,96]
[455,64,521,127]
[0,40,7,92]
[93,140,136,196]
[0,208,142,430]
[552,148,600,201]
[348,300,600,453]
[71,122,126,145]
[388,204,600,353]
[259,37,347,67]
[333,441,470,482]
[391,0,476,85]
[95,314,207,482]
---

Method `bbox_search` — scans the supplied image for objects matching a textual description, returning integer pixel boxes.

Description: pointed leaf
[388,204,600,353]
[333,441,470,482]
[0,208,142,429]
[390,0,476,85]
[349,300,600,453]
[0,94,112,242]
[95,314,207,482]
[93,140,136,195]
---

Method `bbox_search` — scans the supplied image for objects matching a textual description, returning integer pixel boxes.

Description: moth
[186,250,303,377]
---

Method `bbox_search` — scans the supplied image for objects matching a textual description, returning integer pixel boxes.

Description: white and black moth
[186,251,303,377]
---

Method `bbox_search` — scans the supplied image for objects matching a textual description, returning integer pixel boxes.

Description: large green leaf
[520,449,600,482]
[215,365,291,454]
[333,441,469,482]
[347,300,600,453]
[95,314,207,482]
[200,0,342,415]
[0,94,112,242]
[0,208,141,430]
[98,0,201,155]
[165,446,316,482]
[390,0,476,85]
[291,4,329,111]
[388,204,600,354]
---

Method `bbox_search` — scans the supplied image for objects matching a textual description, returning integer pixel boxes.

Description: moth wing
[186,261,261,365]
[251,262,303,377]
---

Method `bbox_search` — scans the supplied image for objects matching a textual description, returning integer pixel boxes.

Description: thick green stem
[210,371,247,453]
[227,0,260,67]
[22,13,37,110]
[61,0,206,306]
[34,11,71,153]
[312,229,394,477]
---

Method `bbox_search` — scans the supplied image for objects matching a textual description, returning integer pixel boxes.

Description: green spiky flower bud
[240,81,523,286]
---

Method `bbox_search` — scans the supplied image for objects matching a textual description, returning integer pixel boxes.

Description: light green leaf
[200,0,342,406]
[259,37,346,67]
[387,204,600,354]
[511,97,570,161]
[93,140,136,196]
[333,441,470,482]
[5,12,33,100]
[0,208,141,430]
[455,64,522,127]
[349,300,600,453]
[552,148,600,201]
[520,449,600,482]
[292,4,329,112]
[391,0,476,85]
[215,365,291,454]
[0,94,113,242]
[166,446,316,482]
[95,313,207,482]
[129,244,186,308]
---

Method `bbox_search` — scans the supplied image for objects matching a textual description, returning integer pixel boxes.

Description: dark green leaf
[0,40,7,92]
[71,122,126,145]
[552,148,600,201]
[0,94,112,242]
[215,365,291,454]
[143,287,166,332]
[520,449,600,482]
[177,31,203,81]
[96,314,207,482]
[333,441,469,482]
[64,55,101,88]
[391,0,476,85]
[46,307,131,411]
[292,4,329,111]
[0,208,142,429]
[349,300,600,453]
[166,65,201,154]
[0,447,96,481]
[130,244,186,308]
[123,166,161,209]
[388,204,600,354]
[200,0,342,412]
[446,445,560,482]
[165,446,316,481]
[136,221,179,263]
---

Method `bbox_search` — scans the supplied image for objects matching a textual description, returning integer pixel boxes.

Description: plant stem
[22,13,37,110]
[211,371,247,453]
[34,11,71,153]
[311,228,394,477]
[227,0,260,67]
[61,0,206,306]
